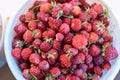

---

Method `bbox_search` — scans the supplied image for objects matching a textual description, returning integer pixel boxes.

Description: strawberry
[89,32,99,43]
[105,46,118,61]
[72,6,82,17]
[22,69,31,80]
[56,33,64,41]
[23,30,33,43]
[59,54,71,67]
[25,12,35,21]
[93,66,102,76]
[40,3,51,13]
[21,48,33,60]
[14,23,27,35]
[50,67,61,77]
[30,66,41,76]
[92,4,103,14]
[12,48,21,60]
[71,19,82,32]
[102,62,111,70]
[29,53,41,65]
[28,21,37,31]
[72,34,88,49]
[32,29,42,38]
[40,41,51,52]
[89,44,100,56]
[59,23,70,34]
[39,60,50,71]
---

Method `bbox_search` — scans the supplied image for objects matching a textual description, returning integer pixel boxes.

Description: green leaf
[25,19,39,23]
[32,5,41,11]
[44,38,53,43]
[45,74,52,80]
[32,30,39,37]
[57,10,63,19]
[31,74,39,80]
[15,40,24,48]
[101,9,110,19]
[67,15,74,19]
[51,0,57,8]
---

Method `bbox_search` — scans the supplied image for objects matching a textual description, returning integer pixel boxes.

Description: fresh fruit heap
[12,0,118,80]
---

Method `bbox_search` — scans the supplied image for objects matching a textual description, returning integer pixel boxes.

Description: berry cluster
[12,0,118,80]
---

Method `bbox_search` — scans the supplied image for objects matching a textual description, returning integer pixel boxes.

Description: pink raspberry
[37,21,47,32]
[73,53,85,64]
[89,44,100,56]
[42,29,56,38]
[71,19,82,31]
[23,30,33,43]
[30,66,41,77]
[72,76,80,80]
[59,23,70,34]
[19,15,26,22]
[48,17,62,31]
[37,12,49,22]
[53,40,61,50]
[79,11,89,21]
[63,44,72,52]
[52,5,62,18]
[19,63,29,71]
[82,22,92,32]
[28,21,37,31]
[39,60,50,71]
[32,39,42,48]
[41,52,48,60]
[63,18,71,25]
[12,48,21,60]
[93,66,102,76]
[94,55,104,65]
[25,12,35,21]
[80,30,89,39]
[50,67,61,77]
[74,68,83,77]
[56,33,64,41]
[63,3,73,15]
[64,32,74,44]
[40,41,51,52]
[22,69,31,80]
[32,29,42,38]
[85,54,93,64]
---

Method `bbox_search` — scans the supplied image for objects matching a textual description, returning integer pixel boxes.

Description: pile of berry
[12,0,118,80]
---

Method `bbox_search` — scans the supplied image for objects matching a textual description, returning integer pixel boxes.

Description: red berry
[14,23,27,35]
[19,63,29,71]
[12,35,22,48]
[22,69,31,80]
[37,12,49,22]
[65,74,72,80]
[82,22,92,32]
[64,32,74,44]
[63,3,73,15]
[71,19,82,31]
[32,39,42,48]
[79,64,88,72]
[89,44,100,56]
[94,55,104,65]
[48,17,62,31]
[40,3,51,13]
[42,29,56,38]
[51,67,61,77]
[93,66,102,76]
[40,41,51,52]
[92,75,99,80]
[59,23,70,34]
[74,68,83,77]
[19,15,26,22]
[63,18,71,25]
[80,30,89,39]
[89,32,99,43]
[28,21,37,31]
[12,48,21,60]
[53,40,61,50]
[63,44,72,52]
[59,54,71,67]
[72,34,88,49]
[33,29,42,38]
[52,5,62,18]
[79,11,89,21]
[92,4,103,14]
[39,60,50,71]
[102,62,111,70]
[68,48,78,56]
[72,6,82,17]
[72,76,80,80]
[23,30,33,43]
[29,53,41,65]
[59,74,65,80]
[37,21,47,32]
[105,46,118,61]
[41,52,48,59]
[104,36,113,42]
[73,53,85,64]
[89,9,98,19]
[56,33,64,41]
[30,66,40,76]
[21,48,33,60]
[85,54,93,64]
[25,12,35,21]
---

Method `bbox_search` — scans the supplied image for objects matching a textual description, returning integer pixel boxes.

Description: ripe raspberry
[70,1,79,6]
[72,76,80,80]
[65,74,72,80]
[63,3,73,15]
[32,29,42,38]
[79,0,86,4]
[48,17,62,31]
[63,44,72,52]
[21,48,33,60]
[25,12,35,21]
[53,40,61,50]
[72,6,82,17]
[104,36,113,42]
[102,62,111,70]
[79,64,88,72]
[23,30,33,43]
[37,21,47,32]
[64,32,74,44]
[42,29,56,38]
[92,75,99,80]
[61,68,68,74]
[67,48,78,56]
[88,8,98,19]
[89,44,100,56]
[82,22,92,32]
[87,62,94,72]
[40,3,51,13]
[59,54,71,67]
[29,53,41,65]
[73,53,85,64]
[52,5,62,18]
[40,41,51,52]
[79,11,89,21]
[72,34,88,49]
[37,12,49,22]
[89,32,99,43]
[71,19,82,31]
[93,66,102,76]
[80,30,89,39]
[14,23,27,35]
[85,54,93,64]
[56,33,64,41]
[30,66,40,76]
[39,60,50,71]
[59,23,70,34]
[28,21,37,31]
[12,48,21,60]
[74,68,83,77]
[41,52,48,59]
[19,15,26,22]
[51,67,61,77]
[59,74,65,80]
[100,16,110,27]
[105,46,118,61]
[92,4,103,14]
[32,39,42,48]
[22,69,31,80]
[94,55,104,65]
[19,63,29,71]
[48,49,58,64]
[63,18,71,25]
